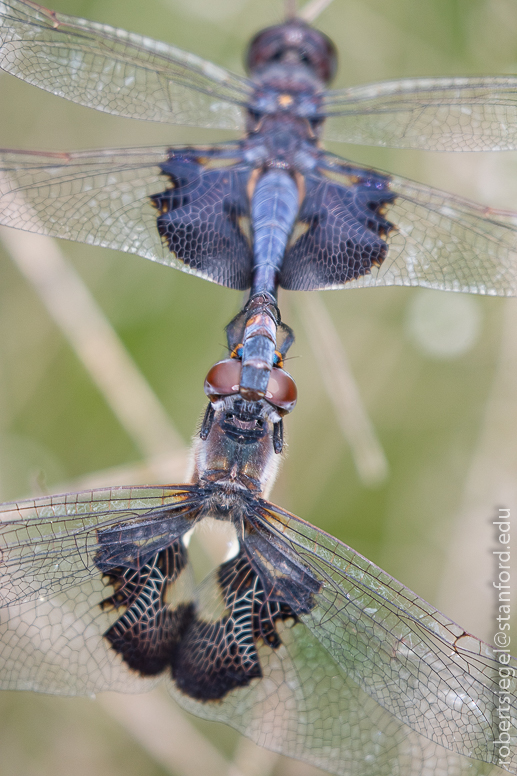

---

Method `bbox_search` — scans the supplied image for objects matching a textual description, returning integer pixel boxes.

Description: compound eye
[204,360,297,413]
[204,359,241,401]
[265,368,297,414]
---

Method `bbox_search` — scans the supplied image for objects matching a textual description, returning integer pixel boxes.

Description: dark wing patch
[151,150,253,290]
[172,551,264,700]
[280,168,396,290]
[0,486,514,773]
[95,526,313,701]
[98,541,195,677]
[285,153,517,296]
[172,548,303,701]
[0,145,256,286]
[0,485,201,695]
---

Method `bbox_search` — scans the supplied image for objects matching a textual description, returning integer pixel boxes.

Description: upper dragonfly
[0,329,515,776]
[2,1,517,397]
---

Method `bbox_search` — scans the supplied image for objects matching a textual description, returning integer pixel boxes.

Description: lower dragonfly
[0,323,515,776]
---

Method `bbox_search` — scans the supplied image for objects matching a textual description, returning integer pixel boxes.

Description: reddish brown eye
[265,368,297,414]
[204,359,297,413]
[204,359,241,400]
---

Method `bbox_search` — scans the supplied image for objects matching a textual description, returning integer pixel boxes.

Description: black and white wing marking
[187,500,515,776]
[1,487,515,775]
[0,486,201,694]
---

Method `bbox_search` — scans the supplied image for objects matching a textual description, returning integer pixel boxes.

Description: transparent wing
[2,147,517,297]
[0,485,199,694]
[0,488,514,775]
[0,146,181,270]
[363,174,517,295]
[283,157,517,296]
[0,145,252,288]
[321,77,517,151]
[0,0,250,128]
[245,500,516,775]
[173,593,500,775]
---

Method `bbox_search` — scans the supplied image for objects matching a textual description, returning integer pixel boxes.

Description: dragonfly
[1,2,517,400]
[0,328,515,776]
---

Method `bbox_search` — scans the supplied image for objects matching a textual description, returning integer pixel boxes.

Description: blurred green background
[0,0,516,774]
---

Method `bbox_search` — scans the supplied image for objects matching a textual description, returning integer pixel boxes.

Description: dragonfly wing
[162,518,507,776]
[0,145,253,289]
[0,487,513,774]
[0,0,251,128]
[321,77,517,151]
[0,485,200,694]
[247,500,517,775]
[281,156,517,296]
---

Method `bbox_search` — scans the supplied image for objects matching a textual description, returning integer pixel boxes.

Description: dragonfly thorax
[192,395,281,497]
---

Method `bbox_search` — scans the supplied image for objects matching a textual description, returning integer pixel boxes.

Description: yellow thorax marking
[278,94,294,108]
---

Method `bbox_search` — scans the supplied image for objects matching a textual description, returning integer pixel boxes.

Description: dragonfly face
[1,1,517,399]
[0,348,515,774]
[195,355,297,491]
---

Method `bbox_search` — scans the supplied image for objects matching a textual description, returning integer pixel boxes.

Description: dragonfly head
[190,358,297,495]
[245,19,337,85]
[204,357,297,417]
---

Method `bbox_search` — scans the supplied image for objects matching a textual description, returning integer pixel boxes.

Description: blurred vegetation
[0,0,516,774]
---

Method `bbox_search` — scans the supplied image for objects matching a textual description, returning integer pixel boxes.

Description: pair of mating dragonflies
[0,1,516,774]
